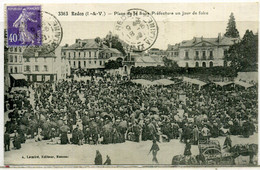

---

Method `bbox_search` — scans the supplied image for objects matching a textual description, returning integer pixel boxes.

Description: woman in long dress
[12,8,37,44]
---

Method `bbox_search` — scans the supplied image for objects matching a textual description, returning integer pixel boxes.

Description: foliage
[224,13,240,38]
[163,57,179,68]
[227,30,258,72]
[105,59,123,69]
[103,31,126,56]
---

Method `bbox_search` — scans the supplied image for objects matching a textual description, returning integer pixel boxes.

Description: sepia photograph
[2,2,259,166]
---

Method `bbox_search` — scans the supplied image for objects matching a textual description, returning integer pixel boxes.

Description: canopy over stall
[234,81,255,89]
[154,79,175,86]
[131,79,155,86]
[10,74,27,87]
[213,82,234,87]
[183,77,207,89]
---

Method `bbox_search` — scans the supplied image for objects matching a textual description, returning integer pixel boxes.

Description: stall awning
[131,79,156,86]
[214,82,234,87]
[183,77,207,87]
[234,81,254,89]
[154,79,175,86]
[11,74,27,80]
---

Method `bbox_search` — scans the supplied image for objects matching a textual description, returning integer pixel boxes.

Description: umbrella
[151,107,159,113]
[119,121,127,128]
[101,112,109,117]
[103,123,113,132]
[57,120,64,127]
[153,114,160,121]
[60,125,70,132]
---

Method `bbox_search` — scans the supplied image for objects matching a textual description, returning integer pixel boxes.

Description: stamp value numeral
[9,33,19,43]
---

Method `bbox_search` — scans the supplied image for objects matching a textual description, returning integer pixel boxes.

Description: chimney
[193,37,196,43]
[218,33,221,42]
[75,39,80,43]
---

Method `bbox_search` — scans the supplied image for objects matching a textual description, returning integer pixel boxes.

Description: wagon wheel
[202,148,222,164]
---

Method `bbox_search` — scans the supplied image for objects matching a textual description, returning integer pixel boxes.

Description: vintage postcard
[2,2,259,167]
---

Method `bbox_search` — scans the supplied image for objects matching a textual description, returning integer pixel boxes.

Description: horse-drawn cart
[198,140,222,165]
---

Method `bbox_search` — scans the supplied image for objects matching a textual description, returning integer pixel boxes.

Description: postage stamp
[24,11,63,55]
[114,8,158,52]
[7,5,42,46]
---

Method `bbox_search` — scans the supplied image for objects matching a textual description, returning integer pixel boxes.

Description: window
[185,62,189,67]
[95,52,97,58]
[69,61,71,65]
[44,65,48,71]
[10,66,13,73]
[210,51,213,57]
[89,52,91,58]
[84,52,86,57]
[69,52,71,58]
[26,57,30,62]
[224,49,228,56]
[14,67,17,73]
[94,60,96,64]
[10,55,13,62]
[195,62,199,67]
[196,51,199,57]
[185,51,189,57]
[74,52,76,58]
[209,61,213,67]
[202,51,206,57]
[19,47,22,52]
[202,62,206,67]
[63,52,66,55]
[35,65,39,71]
[79,52,81,57]
[89,61,91,64]
[174,52,179,57]
[100,61,102,65]
[84,61,86,67]
[74,61,76,66]
[10,47,13,52]
[15,56,17,62]
[14,47,17,52]
[25,65,30,72]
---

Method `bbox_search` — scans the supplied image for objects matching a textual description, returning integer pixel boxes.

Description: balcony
[184,56,189,60]
[208,56,214,60]
[194,56,199,60]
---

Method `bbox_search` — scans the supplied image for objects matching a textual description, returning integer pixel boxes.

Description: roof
[154,79,175,86]
[234,81,254,89]
[183,77,207,87]
[214,82,234,87]
[11,74,27,80]
[131,79,156,86]
[23,46,56,57]
[100,48,122,54]
[63,39,101,50]
[136,56,157,63]
[180,36,239,48]
[167,35,239,50]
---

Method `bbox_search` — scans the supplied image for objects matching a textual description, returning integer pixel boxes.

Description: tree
[104,59,123,69]
[224,13,240,38]
[163,57,179,68]
[227,30,258,72]
[103,31,126,56]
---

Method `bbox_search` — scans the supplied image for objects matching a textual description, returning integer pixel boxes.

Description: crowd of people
[4,74,258,158]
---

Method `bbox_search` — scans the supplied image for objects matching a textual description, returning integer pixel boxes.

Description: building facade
[61,39,123,72]
[166,33,239,67]
[7,46,24,74]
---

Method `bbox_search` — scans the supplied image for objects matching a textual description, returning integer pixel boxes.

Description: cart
[198,139,222,165]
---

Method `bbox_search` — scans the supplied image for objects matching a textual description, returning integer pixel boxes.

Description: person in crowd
[149,139,160,164]
[104,155,111,165]
[4,130,10,151]
[94,150,103,165]
[184,139,192,156]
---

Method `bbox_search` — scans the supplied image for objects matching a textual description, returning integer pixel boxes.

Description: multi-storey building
[22,47,70,82]
[166,33,239,67]
[61,39,123,72]
[7,46,24,74]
